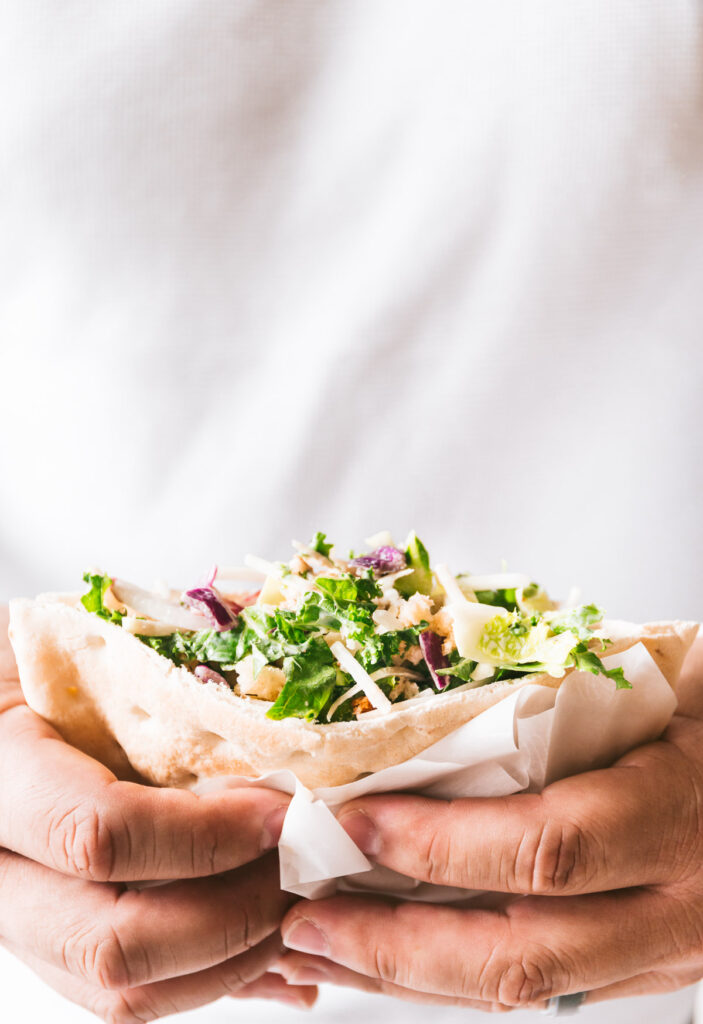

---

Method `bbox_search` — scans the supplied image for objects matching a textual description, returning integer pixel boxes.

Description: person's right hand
[0,608,317,1020]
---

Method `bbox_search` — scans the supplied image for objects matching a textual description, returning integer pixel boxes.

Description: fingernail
[261,804,288,851]
[283,919,330,956]
[338,809,380,856]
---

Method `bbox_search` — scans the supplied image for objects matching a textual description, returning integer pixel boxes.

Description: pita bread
[8,594,699,789]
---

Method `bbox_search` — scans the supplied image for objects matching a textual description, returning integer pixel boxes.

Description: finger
[337,741,697,894]
[0,703,290,881]
[282,888,700,1007]
[277,952,513,1012]
[1,935,317,1021]
[232,971,318,1008]
[0,847,291,989]
[98,939,314,1020]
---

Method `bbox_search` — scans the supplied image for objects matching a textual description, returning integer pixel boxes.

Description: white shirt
[1,2,702,1022]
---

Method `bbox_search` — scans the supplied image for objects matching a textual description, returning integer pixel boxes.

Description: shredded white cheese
[330,641,392,713]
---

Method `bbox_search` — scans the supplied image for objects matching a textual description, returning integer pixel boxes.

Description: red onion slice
[419,630,450,690]
[194,665,229,687]
[352,546,407,576]
[184,587,239,631]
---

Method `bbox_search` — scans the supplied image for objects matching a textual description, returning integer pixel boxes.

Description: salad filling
[80,531,631,724]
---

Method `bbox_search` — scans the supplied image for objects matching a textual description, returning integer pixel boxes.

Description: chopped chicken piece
[404,645,425,665]
[389,679,420,701]
[372,607,403,632]
[398,593,433,628]
[430,606,453,637]
[352,696,374,717]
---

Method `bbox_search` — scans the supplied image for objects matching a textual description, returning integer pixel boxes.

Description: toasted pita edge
[8,596,699,789]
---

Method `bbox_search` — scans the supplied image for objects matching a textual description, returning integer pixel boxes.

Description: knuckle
[50,801,118,882]
[488,943,566,1006]
[425,828,464,886]
[372,941,402,986]
[217,960,249,995]
[95,991,155,1024]
[80,923,135,991]
[515,818,586,894]
[191,818,226,877]
[224,907,252,957]
[207,881,253,956]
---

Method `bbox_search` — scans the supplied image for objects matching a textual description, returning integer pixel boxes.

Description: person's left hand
[278,638,703,1013]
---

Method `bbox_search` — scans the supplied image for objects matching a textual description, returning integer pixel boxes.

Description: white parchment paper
[193,643,676,901]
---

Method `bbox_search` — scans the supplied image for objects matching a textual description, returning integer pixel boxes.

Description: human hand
[0,608,316,1020]
[279,635,703,1013]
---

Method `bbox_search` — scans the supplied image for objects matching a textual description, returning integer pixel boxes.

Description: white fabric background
[1,1,702,1021]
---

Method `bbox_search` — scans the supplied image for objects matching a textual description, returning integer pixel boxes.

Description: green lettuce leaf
[436,655,478,682]
[267,638,338,721]
[81,572,124,625]
[140,630,198,665]
[310,531,333,558]
[571,643,632,690]
[315,574,381,605]
[549,604,603,642]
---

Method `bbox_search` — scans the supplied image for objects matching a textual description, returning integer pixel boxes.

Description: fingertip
[260,802,290,851]
[283,918,330,957]
[233,971,318,1009]
[289,984,319,1009]
[337,808,380,857]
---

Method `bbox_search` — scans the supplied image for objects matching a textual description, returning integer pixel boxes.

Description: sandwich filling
[80,530,631,724]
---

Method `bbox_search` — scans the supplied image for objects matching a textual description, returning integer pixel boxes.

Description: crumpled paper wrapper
[193,643,676,902]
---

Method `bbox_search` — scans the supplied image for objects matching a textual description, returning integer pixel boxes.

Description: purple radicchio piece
[419,630,450,690]
[194,665,229,686]
[351,545,407,576]
[184,586,240,631]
